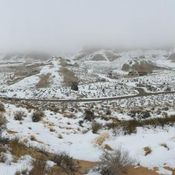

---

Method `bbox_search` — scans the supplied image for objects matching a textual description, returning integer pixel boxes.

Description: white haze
[0,0,175,54]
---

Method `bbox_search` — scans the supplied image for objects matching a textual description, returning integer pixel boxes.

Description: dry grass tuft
[160,143,169,150]
[0,103,5,112]
[106,115,175,135]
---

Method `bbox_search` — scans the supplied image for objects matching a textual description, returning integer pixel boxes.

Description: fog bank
[0,0,175,54]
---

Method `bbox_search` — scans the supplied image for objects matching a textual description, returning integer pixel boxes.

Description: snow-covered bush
[14,111,26,121]
[71,82,79,91]
[0,103,5,112]
[91,121,102,134]
[84,110,94,121]
[32,110,44,122]
[97,149,134,175]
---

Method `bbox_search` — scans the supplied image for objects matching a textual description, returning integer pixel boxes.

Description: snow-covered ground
[0,154,33,175]
[0,49,175,99]
[1,100,175,174]
[1,49,175,174]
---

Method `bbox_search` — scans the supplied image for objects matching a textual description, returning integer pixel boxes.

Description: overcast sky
[0,0,175,54]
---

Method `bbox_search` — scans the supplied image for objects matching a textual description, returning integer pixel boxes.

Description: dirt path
[0,90,175,103]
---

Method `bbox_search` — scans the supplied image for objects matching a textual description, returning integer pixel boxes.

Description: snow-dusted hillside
[1,49,175,175]
[1,96,175,174]
[0,49,175,99]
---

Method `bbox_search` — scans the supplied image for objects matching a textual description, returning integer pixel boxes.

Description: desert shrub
[142,117,170,128]
[97,149,134,175]
[63,112,75,118]
[91,121,102,134]
[16,170,28,175]
[15,171,21,175]
[122,63,130,71]
[105,122,118,130]
[0,103,5,112]
[0,114,6,144]
[121,120,139,134]
[103,144,113,151]
[14,111,26,121]
[48,104,60,113]
[160,143,169,150]
[52,152,78,175]
[84,110,94,121]
[162,107,169,111]
[0,114,6,128]
[128,109,139,118]
[128,110,150,119]
[71,82,79,91]
[0,137,9,145]
[0,152,8,163]
[162,112,168,118]
[0,144,7,154]
[30,135,37,141]
[140,111,151,119]
[105,120,140,135]
[106,109,111,115]
[78,120,84,127]
[21,169,28,175]
[144,147,152,156]
[32,110,44,122]
[58,134,63,139]
[156,108,161,115]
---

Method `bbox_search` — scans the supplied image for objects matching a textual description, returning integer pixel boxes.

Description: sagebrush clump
[14,111,26,121]
[84,110,94,121]
[0,103,5,112]
[91,121,102,134]
[97,149,134,175]
[144,146,152,156]
[32,110,44,122]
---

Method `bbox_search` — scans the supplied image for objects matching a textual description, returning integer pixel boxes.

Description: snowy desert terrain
[1,49,175,175]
